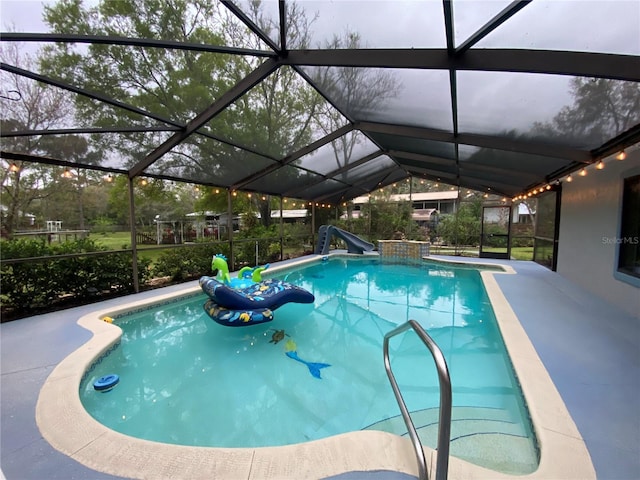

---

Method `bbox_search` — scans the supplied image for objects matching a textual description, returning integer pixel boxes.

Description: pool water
[81,257,539,474]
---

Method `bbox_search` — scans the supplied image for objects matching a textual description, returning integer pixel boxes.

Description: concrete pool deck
[1,256,638,479]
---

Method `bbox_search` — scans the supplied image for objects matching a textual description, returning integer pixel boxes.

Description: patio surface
[1,257,638,479]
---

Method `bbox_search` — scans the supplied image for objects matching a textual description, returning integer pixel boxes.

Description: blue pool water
[81,257,538,474]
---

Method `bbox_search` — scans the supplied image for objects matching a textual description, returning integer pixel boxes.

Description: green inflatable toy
[211,254,231,283]
[211,254,269,287]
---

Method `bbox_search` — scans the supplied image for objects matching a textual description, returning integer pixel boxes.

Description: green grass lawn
[91,231,133,250]
[91,232,168,264]
[431,244,533,260]
[480,246,534,260]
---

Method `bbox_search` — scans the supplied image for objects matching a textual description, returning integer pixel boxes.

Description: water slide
[315,225,375,255]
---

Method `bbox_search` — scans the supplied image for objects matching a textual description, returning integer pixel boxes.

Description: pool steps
[364,406,538,474]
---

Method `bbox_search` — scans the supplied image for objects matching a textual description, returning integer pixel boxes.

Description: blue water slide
[315,225,374,255]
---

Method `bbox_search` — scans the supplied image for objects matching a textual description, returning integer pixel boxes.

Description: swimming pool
[80,256,538,474]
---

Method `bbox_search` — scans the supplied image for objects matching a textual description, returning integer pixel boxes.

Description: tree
[0,42,77,236]
[436,199,482,249]
[306,31,401,207]
[40,0,329,229]
[533,77,640,146]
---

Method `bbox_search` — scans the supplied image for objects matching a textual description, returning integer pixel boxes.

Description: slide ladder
[314,225,374,255]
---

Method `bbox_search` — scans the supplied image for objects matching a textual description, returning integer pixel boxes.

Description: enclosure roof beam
[313,165,401,202]
[129,58,281,178]
[0,32,275,58]
[0,63,182,128]
[221,0,281,54]
[407,163,518,194]
[391,149,545,181]
[1,126,181,137]
[284,49,640,82]
[357,121,593,163]
[283,150,384,197]
[0,150,126,174]
[455,1,532,55]
[230,123,354,191]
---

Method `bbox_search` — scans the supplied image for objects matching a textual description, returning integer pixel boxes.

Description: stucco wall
[557,146,640,318]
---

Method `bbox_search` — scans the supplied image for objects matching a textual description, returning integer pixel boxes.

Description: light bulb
[616,150,626,161]
[579,168,587,176]
[596,161,605,170]
[566,175,573,182]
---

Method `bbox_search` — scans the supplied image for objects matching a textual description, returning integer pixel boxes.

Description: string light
[596,160,605,170]
[616,150,626,161]
[61,169,73,179]
[9,163,20,172]
[139,178,148,186]
[566,174,573,182]
[105,174,114,183]
[579,168,587,176]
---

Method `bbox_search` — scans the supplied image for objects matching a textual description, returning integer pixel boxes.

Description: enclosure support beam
[279,196,284,261]
[127,177,140,293]
[227,189,234,269]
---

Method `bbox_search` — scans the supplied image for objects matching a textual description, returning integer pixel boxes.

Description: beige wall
[557,145,640,318]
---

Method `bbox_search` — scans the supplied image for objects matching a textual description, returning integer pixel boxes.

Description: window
[618,174,640,279]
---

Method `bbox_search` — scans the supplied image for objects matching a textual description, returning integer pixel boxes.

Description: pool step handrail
[383,320,452,480]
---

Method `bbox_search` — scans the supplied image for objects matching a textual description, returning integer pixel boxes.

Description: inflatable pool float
[199,276,314,327]
[202,298,274,327]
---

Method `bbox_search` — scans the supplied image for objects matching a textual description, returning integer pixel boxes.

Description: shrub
[0,238,151,315]
[152,243,228,281]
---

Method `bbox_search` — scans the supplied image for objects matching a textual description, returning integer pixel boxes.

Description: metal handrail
[383,320,452,480]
